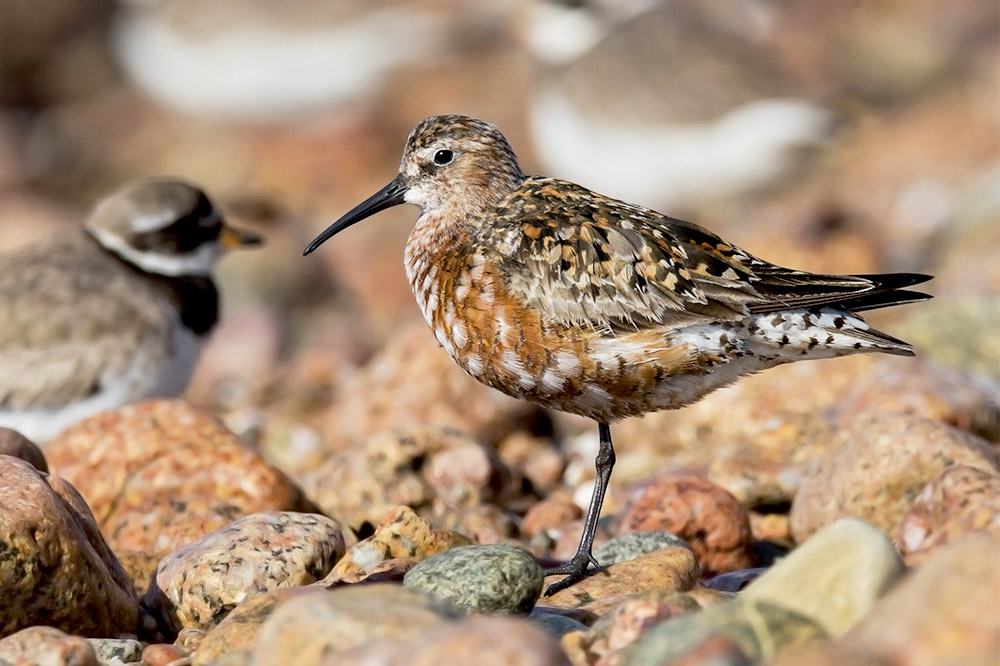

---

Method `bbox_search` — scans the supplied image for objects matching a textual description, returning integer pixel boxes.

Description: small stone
[497,431,566,494]
[844,532,1000,666]
[192,587,314,666]
[620,474,753,574]
[542,547,699,610]
[146,512,345,633]
[521,492,583,540]
[404,544,543,614]
[896,464,1000,565]
[0,456,138,636]
[791,412,999,541]
[89,638,144,664]
[528,608,589,637]
[321,557,415,586]
[0,627,98,666]
[703,569,768,593]
[45,400,319,558]
[593,531,690,566]
[748,511,791,543]
[332,505,472,576]
[743,518,904,636]
[437,504,519,545]
[567,589,713,662]
[329,615,571,666]
[0,427,47,472]
[249,584,461,665]
[618,599,827,665]
[142,643,191,666]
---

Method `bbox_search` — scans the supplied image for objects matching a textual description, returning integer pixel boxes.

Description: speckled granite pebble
[0,427,47,472]
[897,464,1000,565]
[743,518,903,636]
[618,599,827,665]
[0,456,138,637]
[89,638,144,664]
[249,584,461,665]
[620,475,753,575]
[593,531,690,566]
[791,412,999,541]
[332,505,472,576]
[146,512,345,633]
[0,626,98,666]
[45,400,319,558]
[329,615,571,666]
[404,544,544,614]
[543,547,699,610]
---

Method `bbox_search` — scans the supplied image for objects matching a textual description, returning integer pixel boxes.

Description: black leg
[542,421,615,596]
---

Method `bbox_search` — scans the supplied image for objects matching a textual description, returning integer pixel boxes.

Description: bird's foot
[542,552,602,596]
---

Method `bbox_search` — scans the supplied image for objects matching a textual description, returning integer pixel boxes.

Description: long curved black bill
[303,174,408,256]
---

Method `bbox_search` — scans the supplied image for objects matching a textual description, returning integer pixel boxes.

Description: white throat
[89,227,220,277]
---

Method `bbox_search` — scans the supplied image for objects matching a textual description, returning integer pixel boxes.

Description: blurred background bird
[0,178,261,443]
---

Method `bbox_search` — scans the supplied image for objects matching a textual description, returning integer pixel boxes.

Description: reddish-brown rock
[45,400,319,558]
[619,475,753,574]
[0,456,138,637]
[0,427,47,472]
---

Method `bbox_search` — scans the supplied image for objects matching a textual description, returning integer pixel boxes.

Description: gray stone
[89,638,144,664]
[619,599,827,665]
[403,544,543,614]
[743,518,904,636]
[88,638,145,666]
[593,531,690,565]
[528,608,589,637]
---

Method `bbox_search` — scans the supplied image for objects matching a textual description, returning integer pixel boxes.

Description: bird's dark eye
[433,149,454,166]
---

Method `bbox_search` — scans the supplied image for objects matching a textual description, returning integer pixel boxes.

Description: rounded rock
[844,531,1000,666]
[328,615,571,666]
[0,456,138,636]
[743,518,904,636]
[146,511,346,633]
[791,412,998,541]
[45,399,319,559]
[620,474,753,574]
[0,427,47,472]
[0,627,98,666]
[249,584,461,665]
[403,544,544,614]
[897,464,1000,565]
